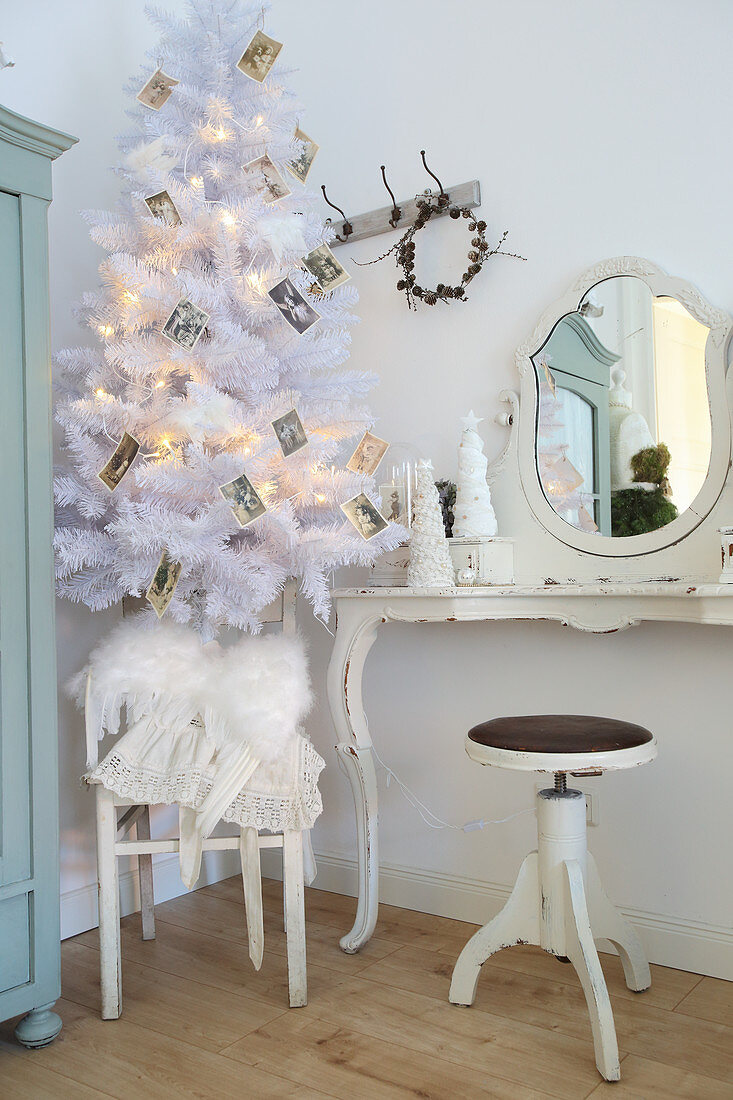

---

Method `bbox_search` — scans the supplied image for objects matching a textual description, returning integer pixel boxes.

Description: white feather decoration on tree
[256,212,307,261]
[123,135,179,175]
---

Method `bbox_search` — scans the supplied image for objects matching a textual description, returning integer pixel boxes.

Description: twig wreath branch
[356,191,526,310]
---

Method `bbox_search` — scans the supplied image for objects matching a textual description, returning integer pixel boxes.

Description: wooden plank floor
[1,877,732,1098]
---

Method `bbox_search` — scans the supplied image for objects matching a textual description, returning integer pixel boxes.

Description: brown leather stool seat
[468,714,653,755]
[465,714,656,774]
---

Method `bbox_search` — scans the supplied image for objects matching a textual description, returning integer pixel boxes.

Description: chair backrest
[261,577,297,636]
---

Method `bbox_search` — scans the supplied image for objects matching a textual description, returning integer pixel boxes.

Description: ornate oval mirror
[516,258,732,556]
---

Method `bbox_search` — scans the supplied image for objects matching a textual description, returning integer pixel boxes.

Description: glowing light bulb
[98,324,114,337]
[315,493,326,503]
[95,388,108,399]
[255,115,263,127]
[155,380,165,389]
[171,266,178,275]
[220,212,236,228]
[244,446,251,456]
[214,127,228,141]
[123,291,139,304]
[189,175,203,188]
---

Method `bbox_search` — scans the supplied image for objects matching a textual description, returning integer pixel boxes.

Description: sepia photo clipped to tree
[54,0,403,636]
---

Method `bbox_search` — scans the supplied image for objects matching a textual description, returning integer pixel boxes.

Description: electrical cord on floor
[369,745,536,832]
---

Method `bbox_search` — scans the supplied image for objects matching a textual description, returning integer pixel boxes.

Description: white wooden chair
[88,580,309,1017]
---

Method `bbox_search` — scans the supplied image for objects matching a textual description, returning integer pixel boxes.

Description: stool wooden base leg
[585,854,651,993]
[449,787,648,1081]
[449,853,540,1007]
[563,859,621,1082]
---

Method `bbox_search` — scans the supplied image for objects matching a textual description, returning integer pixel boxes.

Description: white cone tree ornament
[53,0,403,636]
[407,460,454,587]
[453,410,498,537]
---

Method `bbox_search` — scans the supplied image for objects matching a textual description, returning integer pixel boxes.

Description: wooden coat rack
[322,152,480,248]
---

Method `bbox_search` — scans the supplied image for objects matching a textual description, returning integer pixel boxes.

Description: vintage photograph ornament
[302,243,350,291]
[144,190,181,226]
[236,30,282,82]
[346,430,389,476]
[268,277,320,334]
[219,473,267,527]
[98,431,140,491]
[161,297,210,350]
[271,408,308,458]
[242,154,291,204]
[145,550,182,618]
[288,127,319,183]
[341,493,389,540]
[136,68,179,110]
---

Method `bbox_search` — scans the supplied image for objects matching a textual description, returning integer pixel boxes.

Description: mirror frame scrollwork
[515,257,733,557]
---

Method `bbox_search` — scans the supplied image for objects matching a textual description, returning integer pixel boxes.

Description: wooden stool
[449,714,657,1082]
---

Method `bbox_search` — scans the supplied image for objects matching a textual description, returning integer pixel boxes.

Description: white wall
[3,0,733,975]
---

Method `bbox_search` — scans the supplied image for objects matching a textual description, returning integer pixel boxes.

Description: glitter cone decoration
[407,460,455,587]
[53,0,402,636]
[453,411,498,538]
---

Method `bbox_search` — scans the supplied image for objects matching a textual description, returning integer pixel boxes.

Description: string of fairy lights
[92,24,394,617]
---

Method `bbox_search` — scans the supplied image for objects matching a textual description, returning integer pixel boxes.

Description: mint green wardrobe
[0,105,76,1047]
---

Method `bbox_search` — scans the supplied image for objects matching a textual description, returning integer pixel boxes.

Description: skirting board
[63,844,732,981]
[262,847,733,982]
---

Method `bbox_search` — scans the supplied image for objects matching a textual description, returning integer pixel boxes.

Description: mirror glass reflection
[532,276,711,537]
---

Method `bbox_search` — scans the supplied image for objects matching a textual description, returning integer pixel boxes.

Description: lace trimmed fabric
[90,720,324,833]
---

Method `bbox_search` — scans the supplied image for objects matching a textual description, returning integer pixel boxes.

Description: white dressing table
[327,256,733,954]
[326,582,733,953]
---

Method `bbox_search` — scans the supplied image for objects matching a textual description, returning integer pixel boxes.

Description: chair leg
[283,830,307,1008]
[449,852,541,1007]
[562,859,620,1082]
[136,806,156,941]
[585,853,650,993]
[240,826,264,970]
[96,786,122,1019]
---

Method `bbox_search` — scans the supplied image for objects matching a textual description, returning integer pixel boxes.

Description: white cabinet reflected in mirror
[533,276,711,538]
[516,258,732,557]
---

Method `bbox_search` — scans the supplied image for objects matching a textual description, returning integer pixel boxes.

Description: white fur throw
[71,616,313,771]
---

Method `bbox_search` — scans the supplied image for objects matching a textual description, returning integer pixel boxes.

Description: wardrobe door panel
[0,189,32,895]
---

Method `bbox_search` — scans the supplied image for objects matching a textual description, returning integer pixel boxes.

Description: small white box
[448,536,514,586]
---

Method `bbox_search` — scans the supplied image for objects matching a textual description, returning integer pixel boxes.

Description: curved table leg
[327,605,383,954]
[335,742,380,953]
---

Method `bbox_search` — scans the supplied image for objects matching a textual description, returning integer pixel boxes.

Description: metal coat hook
[380,165,402,228]
[320,185,353,243]
[420,149,447,202]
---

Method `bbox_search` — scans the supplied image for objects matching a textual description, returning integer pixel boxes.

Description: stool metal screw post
[449,714,657,1082]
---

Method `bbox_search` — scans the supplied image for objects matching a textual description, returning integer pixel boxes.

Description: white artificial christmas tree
[453,411,498,537]
[54,0,403,636]
[407,460,455,587]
